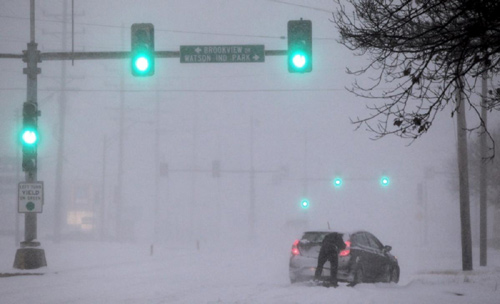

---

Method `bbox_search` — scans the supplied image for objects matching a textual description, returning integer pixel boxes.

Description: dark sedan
[289,230,399,285]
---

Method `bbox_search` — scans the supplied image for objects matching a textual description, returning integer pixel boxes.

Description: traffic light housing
[287,19,312,73]
[131,23,155,77]
[21,101,39,172]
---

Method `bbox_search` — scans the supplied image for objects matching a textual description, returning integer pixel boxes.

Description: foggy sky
[0,0,487,255]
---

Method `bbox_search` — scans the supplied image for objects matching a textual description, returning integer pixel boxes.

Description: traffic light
[380,176,390,187]
[287,19,312,73]
[333,177,343,188]
[131,23,154,77]
[21,101,39,172]
[300,198,310,209]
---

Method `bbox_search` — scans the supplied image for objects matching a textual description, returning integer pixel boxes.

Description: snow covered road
[1,239,499,304]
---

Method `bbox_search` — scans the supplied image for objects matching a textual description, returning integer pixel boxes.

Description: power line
[0,13,336,43]
[0,87,347,94]
[265,0,333,13]
[0,14,285,40]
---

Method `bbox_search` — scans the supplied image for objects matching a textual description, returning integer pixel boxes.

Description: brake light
[339,240,351,257]
[291,239,300,256]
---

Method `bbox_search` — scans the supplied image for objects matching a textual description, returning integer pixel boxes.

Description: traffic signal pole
[13,0,47,270]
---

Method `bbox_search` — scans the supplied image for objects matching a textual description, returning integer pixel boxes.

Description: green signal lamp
[333,177,343,188]
[21,129,38,145]
[300,199,310,209]
[133,56,150,73]
[291,52,307,69]
[380,176,390,187]
[287,19,312,73]
[131,23,155,77]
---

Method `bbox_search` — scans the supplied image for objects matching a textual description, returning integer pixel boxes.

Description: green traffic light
[380,176,390,187]
[292,53,307,69]
[289,49,310,72]
[333,177,343,188]
[21,129,38,145]
[132,52,153,76]
[134,56,150,72]
[131,23,155,77]
[287,20,312,73]
[301,199,310,209]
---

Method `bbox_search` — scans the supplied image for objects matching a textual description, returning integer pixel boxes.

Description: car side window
[352,233,370,248]
[366,233,383,250]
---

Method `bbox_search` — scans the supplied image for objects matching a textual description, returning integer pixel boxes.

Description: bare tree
[332,0,500,271]
[333,0,500,142]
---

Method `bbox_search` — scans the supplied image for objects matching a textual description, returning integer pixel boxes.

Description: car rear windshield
[301,232,331,243]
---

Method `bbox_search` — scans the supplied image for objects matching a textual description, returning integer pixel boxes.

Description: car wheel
[353,265,364,285]
[390,266,400,283]
[381,265,392,283]
[289,275,305,284]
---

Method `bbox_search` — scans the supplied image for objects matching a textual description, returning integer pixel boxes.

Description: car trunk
[297,231,332,258]
[297,240,322,258]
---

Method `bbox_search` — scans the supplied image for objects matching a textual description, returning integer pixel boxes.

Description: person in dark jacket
[314,232,346,287]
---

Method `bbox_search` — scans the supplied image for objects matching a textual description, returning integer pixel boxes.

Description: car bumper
[289,255,353,283]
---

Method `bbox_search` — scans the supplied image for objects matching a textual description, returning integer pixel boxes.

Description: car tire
[289,275,305,284]
[381,265,392,283]
[390,266,400,283]
[353,265,364,285]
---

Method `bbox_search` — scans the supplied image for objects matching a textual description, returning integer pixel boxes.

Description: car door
[350,232,376,279]
[365,232,388,280]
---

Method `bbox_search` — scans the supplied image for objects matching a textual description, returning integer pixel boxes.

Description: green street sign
[180,45,265,63]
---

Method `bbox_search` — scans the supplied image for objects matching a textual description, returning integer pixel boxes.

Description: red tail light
[291,239,300,256]
[339,240,351,257]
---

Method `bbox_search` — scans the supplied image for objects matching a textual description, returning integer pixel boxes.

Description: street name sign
[18,182,44,213]
[180,45,265,63]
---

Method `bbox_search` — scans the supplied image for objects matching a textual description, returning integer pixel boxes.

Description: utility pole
[249,117,256,239]
[456,77,473,271]
[191,99,199,245]
[114,23,128,242]
[101,136,108,240]
[117,55,125,241]
[13,0,47,270]
[154,82,161,243]
[52,0,71,244]
[42,0,84,242]
[417,179,429,246]
[479,70,488,266]
[302,132,309,227]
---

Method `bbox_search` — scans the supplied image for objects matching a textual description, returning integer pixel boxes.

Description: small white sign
[18,182,44,213]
